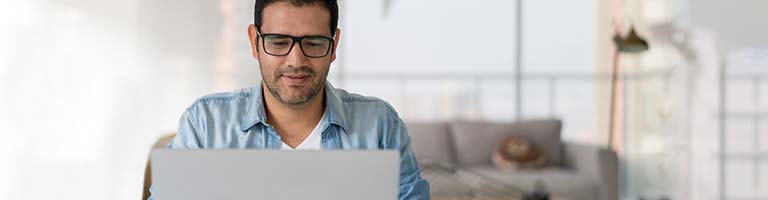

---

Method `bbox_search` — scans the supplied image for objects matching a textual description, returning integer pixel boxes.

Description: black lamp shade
[614,27,649,53]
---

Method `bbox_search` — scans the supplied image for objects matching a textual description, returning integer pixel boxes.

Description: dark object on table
[524,180,550,200]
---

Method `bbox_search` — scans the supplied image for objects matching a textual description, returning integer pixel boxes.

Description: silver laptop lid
[150,150,399,200]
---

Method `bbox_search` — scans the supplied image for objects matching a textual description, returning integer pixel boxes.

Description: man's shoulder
[331,87,400,119]
[184,86,254,114]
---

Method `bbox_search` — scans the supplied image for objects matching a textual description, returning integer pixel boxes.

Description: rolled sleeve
[147,109,204,200]
[393,118,431,200]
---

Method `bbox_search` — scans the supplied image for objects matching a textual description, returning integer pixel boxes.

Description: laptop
[150,150,399,200]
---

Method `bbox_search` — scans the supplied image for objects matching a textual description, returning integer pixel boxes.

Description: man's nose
[285,42,308,67]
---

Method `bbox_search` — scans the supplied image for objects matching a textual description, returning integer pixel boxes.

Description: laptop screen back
[150,150,399,200]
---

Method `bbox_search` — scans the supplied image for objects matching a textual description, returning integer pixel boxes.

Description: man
[148,0,430,199]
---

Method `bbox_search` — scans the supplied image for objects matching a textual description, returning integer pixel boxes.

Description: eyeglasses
[258,33,334,58]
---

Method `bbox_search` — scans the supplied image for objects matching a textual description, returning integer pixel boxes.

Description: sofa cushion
[465,165,597,200]
[449,119,563,167]
[406,122,456,164]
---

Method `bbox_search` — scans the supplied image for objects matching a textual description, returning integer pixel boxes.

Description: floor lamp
[609,26,648,151]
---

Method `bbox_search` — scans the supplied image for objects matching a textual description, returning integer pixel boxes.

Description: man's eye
[305,42,323,47]
[269,41,290,46]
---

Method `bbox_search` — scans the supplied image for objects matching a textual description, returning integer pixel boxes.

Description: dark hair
[253,0,339,36]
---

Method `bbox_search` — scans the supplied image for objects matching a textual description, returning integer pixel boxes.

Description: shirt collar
[240,81,349,133]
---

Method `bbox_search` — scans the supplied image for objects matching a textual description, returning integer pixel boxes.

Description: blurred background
[0,0,767,199]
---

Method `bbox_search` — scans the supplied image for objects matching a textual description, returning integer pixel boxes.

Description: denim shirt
[148,81,430,200]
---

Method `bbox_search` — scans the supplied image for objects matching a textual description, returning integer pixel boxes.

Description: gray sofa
[406,118,618,200]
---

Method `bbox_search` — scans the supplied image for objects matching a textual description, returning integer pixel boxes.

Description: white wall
[690,0,768,51]
[0,0,259,199]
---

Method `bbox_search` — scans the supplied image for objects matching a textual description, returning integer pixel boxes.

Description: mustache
[276,66,316,76]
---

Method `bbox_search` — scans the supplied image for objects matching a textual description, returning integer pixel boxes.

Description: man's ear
[247,24,260,61]
[330,28,341,63]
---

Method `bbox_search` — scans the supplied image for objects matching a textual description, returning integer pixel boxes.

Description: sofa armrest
[562,142,618,200]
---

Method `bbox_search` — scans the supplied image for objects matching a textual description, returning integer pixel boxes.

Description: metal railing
[331,69,675,121]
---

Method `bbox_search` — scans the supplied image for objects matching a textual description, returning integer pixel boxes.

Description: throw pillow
[492,136,547,170]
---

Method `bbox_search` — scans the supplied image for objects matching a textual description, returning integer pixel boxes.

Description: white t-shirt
[280,112,326,150]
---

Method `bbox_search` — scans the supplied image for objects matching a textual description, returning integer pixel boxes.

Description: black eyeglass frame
[257,32,335,58]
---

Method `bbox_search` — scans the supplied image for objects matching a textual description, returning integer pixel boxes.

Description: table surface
[421,163,567,200]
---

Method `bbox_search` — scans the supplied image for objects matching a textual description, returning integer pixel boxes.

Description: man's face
[247,2,340,106]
